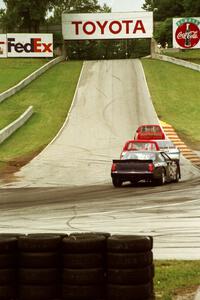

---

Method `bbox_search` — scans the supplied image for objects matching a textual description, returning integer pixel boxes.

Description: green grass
[0,60,83,165]
[142,58,200,149]
[0,58,51,93]
[162,49,200,64]
[155,260,200,300]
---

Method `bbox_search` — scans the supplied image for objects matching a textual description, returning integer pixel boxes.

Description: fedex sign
[7,34,53,57]
[62,12,153,40]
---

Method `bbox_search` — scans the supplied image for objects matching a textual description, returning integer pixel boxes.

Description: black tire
[0,269,16,284]
[70,232,111,238]
[107,283,153,300]
[0,236,18,253]
[18,285,58,300]
[107,235,153,253]
[63,253,104,268]
[62,284,104,300]
[18,268,59,284]
[0,285,17,300]
[107,265,154,284]
[107,251,153,268]
[62,235,106,253]
[174,169,180,182]
[19,252,59,268]
[62,268,105,285]
[155,169,166,186]
[112,178,122,187]
[0,254,17,268]
[18,234,61,252]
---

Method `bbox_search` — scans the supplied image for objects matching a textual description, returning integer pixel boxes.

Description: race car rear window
[123,151,156,161]
[127,142,157,151]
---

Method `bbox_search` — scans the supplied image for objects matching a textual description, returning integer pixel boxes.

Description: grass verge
[141,58,200,149]
[0,58,51,93]
[0,60,83,170]
[154,260,200,300]
[162,49,200,64]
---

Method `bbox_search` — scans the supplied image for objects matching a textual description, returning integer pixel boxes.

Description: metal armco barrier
[0,233,154,300]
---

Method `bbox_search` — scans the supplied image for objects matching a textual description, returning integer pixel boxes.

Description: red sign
[175,22,200,48]
[173,18,200,49]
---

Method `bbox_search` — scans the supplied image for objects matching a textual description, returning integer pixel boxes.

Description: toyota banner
[62,12,153,40]
[0,34,53,58]
[173,17,200,49]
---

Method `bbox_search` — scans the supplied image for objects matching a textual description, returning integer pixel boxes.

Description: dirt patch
[0,149,42,183]
[173,286,198,300]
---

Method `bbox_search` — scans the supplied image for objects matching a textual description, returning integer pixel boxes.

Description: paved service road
[0,59,200,259]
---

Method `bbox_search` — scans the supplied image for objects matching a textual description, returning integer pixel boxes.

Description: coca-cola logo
[175,22,200,48]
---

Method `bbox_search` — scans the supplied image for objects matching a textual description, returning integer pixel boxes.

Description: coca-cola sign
[173,17,200,49]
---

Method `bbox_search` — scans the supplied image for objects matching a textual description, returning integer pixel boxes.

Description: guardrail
[0,233,154,300]
[0,56,65,104]
[0,106,33,144]
[152,54,200,72]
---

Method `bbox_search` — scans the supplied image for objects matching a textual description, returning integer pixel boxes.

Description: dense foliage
[143,0,200,47]
[142,0,200,21]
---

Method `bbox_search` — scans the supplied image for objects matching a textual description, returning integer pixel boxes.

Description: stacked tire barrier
[0,235,18,300]
[107,235,154,300]
[61,233,108,300]
[18,234,62,300]
[0,233,154,300]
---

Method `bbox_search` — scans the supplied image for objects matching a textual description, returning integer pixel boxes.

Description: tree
[143,0,200,20]
[2,0,57,32]
[143,0,185,21]
[154,18,172,47]
[47,0,111,25]
[183,0,200,17]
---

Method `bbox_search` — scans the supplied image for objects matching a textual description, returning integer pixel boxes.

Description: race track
[0,59,200,259]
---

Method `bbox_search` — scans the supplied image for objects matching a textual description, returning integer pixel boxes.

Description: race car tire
[174,169,180,183]
[63,253,104,268]
[107,265,154,284]
[157,168,166,185]
[18,234,61,252]
[62,268,105,285]
[62,235,106,253]
[19,252,59,268]
[18,268,59,284]
[62,284,104,300]
[107,235,153,253]
[112,178,122,188]
[107,283,153,300]
[107,251,153,268]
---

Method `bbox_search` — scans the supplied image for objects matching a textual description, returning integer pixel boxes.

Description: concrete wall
[0,56,65,104]
[152,54,200,72]
[0,106,33,144]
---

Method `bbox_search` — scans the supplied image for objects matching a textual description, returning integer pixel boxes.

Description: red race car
[134,124,165,140]
[120,140,159,159]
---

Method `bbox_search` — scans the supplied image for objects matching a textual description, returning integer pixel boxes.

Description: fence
[0,106,33,144]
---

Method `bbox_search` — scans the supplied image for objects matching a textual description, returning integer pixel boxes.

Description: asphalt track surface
[0,59,200,259]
